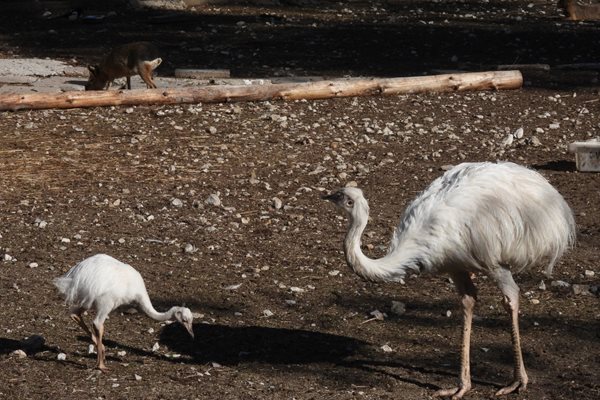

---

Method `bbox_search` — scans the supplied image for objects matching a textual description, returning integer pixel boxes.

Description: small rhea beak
[184,321,194,339]
[322,191,343,202]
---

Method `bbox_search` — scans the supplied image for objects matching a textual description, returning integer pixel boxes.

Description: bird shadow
[0,336,58,356]
[532,160,576,172]
[156,323,501,391]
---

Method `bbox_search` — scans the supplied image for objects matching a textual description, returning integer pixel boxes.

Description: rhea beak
[322,191,343,202]
[184,321,194,339]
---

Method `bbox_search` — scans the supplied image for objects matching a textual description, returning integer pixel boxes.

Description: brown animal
[85,42,162,90]
[558,0,600,21]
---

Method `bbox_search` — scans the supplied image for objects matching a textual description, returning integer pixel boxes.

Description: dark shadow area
[0,338,24,355]
[159,322,368,365]
[0,336,57,356]
[533,160,577,172]
[1,1,600,89]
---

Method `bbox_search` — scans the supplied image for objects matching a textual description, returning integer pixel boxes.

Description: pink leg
[92,322,108,372]
[495,271,528,395]
[70,312,97,345]
[434,272,477,399]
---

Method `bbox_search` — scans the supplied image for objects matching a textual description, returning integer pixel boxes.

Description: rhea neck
[343,200,418,282]
[137,292,178,322]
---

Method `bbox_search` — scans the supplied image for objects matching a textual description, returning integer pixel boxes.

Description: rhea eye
[346,199,354,207]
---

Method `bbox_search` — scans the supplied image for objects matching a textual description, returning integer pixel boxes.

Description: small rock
[28,262,39,268]
[445,310,452,317]
[3,254,12,261]
[381,344,393,353]
[152,342,160,352]
[123,307,138,315]
[530,299,540,305]
[57,353,67,361]
[584,270,595,278]
[183,243,196,254]
[440,164,454,171]
[502,134,514,147]
[530,136,541,146]
[134,374,142,381]
[125,107,134,114]
[88,344,96,354]
[205,193,221,207]
[289,286,305,293]
[207,126,217,134]
[60,238,70,244]
[10,349,27,359]
[328,270,340,276]
[370,310,385,320]
[117,350,127,357]
[513,127,524,139]
[272,197,283,210]
[538,280,546,291]
[263,309,274,317]
[548,123,560,130]
[171,198,183,208]
[572,284,590,296]
[390,301,406,316]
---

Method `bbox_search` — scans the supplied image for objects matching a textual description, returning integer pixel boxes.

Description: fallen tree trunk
[0,70,522,111]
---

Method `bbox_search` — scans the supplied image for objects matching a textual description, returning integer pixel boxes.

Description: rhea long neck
[137,291,177,322]
[343,203,419,282]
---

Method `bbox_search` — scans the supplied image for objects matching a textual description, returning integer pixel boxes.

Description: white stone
[381,344,393,353]
[57,353,66,360]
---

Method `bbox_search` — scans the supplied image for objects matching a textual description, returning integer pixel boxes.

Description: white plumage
[54,254,194,371]
[324,161,575,398]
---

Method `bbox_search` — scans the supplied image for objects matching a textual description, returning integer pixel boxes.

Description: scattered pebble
[381,344,393,353]
[262,309,274,317]
[390,301,406,316]
[57,353,66,361]
[11,349,27,358]
[171,198,183,208]
[205,193,221,207]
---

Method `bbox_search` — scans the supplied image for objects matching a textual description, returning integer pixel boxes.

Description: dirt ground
[0,1,599,399]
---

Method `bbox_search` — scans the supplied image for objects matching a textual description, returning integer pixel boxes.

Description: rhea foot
[433,385,471,399]
[496,380,526,396]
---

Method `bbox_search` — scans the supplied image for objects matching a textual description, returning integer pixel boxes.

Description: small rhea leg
[434,271,477,399]
[126,76,131,90]
[494,270,528,396]
[70,312,97,345]
[92,322,108,372]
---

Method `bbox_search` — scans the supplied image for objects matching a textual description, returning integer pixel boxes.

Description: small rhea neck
[138,293,177,322]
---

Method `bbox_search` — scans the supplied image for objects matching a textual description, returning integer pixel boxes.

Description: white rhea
[324,161,575,399]
[54,254,194,371]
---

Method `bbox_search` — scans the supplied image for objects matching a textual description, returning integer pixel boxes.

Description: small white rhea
[54,253,194,371]
[324,161,575,398]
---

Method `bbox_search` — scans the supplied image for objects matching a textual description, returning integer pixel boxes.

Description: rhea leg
[434,271,477,399]
[70,310,97,345]
[92,321,108,372]
[493,269,528,395]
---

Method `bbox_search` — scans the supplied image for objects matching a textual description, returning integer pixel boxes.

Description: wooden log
[0,70,522,111]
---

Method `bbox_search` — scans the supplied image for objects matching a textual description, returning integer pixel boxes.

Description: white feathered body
[340,162,575,282]
[54,254,150,316]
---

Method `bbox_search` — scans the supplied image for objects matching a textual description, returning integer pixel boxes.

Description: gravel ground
[0,1,599,399]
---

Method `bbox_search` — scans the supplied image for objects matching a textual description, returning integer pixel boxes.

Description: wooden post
[0,70,522,111]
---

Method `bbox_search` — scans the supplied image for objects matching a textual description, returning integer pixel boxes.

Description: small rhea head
[322,187,368,217]
[173,307,194,338]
